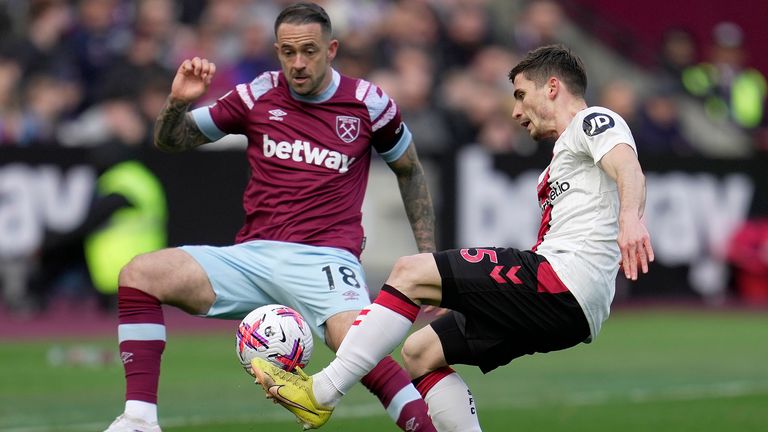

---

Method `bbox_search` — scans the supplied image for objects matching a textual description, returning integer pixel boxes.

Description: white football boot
[104,414,162,432]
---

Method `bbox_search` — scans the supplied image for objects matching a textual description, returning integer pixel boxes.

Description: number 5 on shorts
[460,248,499,264]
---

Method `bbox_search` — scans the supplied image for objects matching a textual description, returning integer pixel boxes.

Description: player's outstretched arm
[154,57,216,153]
[600,143,655,280]
[387,141,436,253]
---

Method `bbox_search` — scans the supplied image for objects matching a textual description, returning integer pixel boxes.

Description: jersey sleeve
[357,80,413,162]
[191,83,256,141]
[576,108,637,164]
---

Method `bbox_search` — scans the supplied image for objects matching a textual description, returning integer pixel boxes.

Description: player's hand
[617,216,654,280]
[170,57,216,103]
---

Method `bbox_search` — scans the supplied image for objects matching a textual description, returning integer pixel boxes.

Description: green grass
[1,309,767,431]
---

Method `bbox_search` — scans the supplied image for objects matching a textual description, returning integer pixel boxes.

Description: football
[235,304,314,374]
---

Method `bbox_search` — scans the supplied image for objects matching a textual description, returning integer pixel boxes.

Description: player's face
[275,23,338,96]
[511,74,558,141]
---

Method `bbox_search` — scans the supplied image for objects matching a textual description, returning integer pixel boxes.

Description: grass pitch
[1,308,767,431]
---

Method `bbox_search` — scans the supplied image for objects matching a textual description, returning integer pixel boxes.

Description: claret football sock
[414,367,482,432]
[117,286,166,423]
[361,356,436,431]
[317,285,420,401]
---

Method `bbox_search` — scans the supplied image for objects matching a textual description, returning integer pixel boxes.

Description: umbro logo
[404,417,419,431]
[120,351,134,364]
[269,109,287,121]
[342,290,360,301]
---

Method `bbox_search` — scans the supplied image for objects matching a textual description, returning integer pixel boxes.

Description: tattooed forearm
[391,144,436,253]
[153,97,210,153]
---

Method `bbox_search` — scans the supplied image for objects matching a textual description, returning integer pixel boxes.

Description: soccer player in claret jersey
[251,44,655,431]
[104,3,437,432]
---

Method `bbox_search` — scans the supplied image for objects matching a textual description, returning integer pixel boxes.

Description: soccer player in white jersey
[251,44,655,431]
[105,3,438,432]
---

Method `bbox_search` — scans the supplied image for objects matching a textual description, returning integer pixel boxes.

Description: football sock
[361,356,436,432]
[118,286,166,423]
[316,285,420,405]
[414,367,482,432]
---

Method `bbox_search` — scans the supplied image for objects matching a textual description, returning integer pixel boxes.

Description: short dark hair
[508,45,587,97]
[274,2,332,38]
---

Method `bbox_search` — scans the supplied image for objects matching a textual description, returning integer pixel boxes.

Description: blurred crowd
[0,0,765,157]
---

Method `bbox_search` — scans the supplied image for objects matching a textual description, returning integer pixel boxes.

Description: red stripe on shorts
[537,261,570,294]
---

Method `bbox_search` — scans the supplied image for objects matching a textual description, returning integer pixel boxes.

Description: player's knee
[401,324,446,378]
[387,254,424,297]
[400,338,423,379]
[118,253,154,289]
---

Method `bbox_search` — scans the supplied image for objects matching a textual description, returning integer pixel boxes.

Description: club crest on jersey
[336,116,360,143]
[582,112,615,136]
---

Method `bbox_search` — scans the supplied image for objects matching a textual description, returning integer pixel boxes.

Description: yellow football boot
[250,358,333,430]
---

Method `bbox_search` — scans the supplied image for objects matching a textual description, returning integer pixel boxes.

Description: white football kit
[533,106,637,340]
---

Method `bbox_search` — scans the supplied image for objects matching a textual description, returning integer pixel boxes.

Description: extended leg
[404,326,482,431]
[106,248,214,432]
[324,310,436,432]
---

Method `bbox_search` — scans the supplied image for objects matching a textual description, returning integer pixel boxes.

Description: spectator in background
[0,59,81,147]
[333,24,381,79]
[173,2,242,101]
[3,0,76,79]
[438,69,506,149]
[389,46,451,156]
[439,0,496,68]
[0,57,25,145]
[17,73,82,146]
[633,83,695,156]
[231,21,279,83]
[682,22,767,136]
[132,0,184,71]
[66,0,132,108]
[476,101,526,154]
[195,0,243,65]
[511,0,566,52]
[0,1,82,146]
[98,32,172,105]
[56,1,177,149]
[377,1,443,69]
[468,45,519,90]
[435,44,519,151]
[656,27,698,93]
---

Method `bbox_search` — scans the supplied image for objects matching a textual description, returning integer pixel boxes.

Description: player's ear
[547,77,559,100]
[327,39,339,61]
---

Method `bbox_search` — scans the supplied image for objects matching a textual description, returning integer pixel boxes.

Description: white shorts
[181,240,371,343]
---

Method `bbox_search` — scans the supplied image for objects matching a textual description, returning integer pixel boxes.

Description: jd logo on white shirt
[583,112,615,136]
